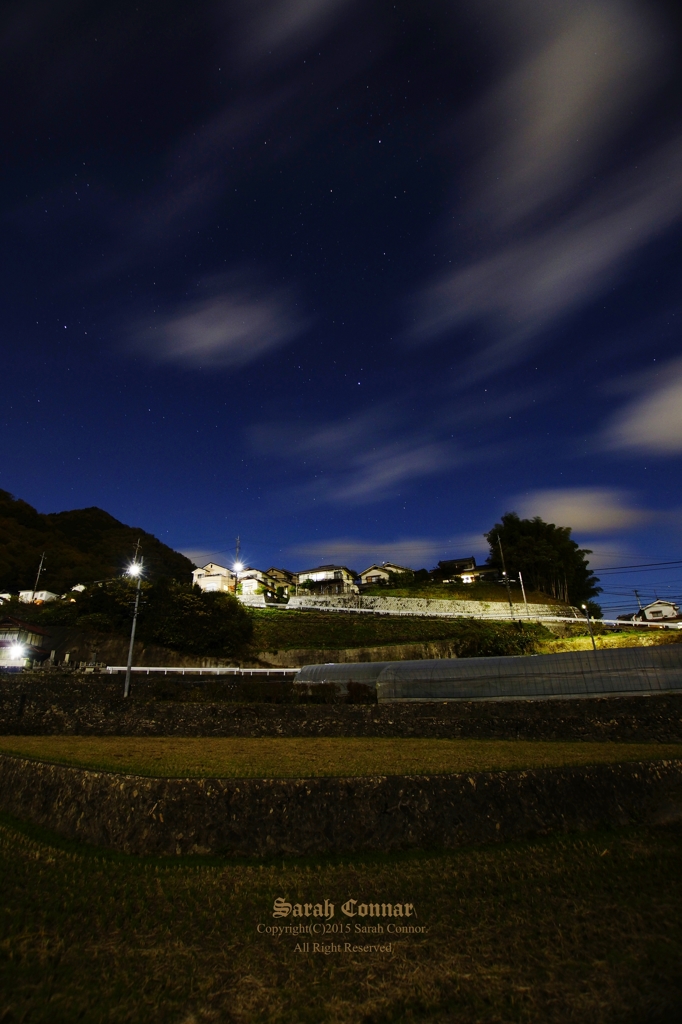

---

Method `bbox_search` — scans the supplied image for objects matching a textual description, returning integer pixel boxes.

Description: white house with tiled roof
[357,562,410,585]
[192,563,233,593]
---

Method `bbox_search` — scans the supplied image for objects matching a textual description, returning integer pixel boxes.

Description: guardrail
[105,666,298,676]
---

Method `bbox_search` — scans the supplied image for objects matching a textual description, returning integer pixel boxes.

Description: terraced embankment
[1,737,681,856]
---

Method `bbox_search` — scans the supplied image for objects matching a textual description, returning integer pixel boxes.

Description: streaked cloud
[136,277,306,368]
[288,531,489,568]
[230,0,357,65]
[473,3,659,227]
[287,536,445,569]
[250,406,459,504]
[409,1,680,377]
[601,358,682,453]
[514,487,648,532]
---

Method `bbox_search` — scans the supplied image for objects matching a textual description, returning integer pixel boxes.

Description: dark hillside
[0,490,194,592]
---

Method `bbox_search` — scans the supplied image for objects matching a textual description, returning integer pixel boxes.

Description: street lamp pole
[233,535,243,595]
[497,536,515,620]
[30,551,46,604]
[518,570,530,619]
[581,603,597,652]
[124,543,143,698]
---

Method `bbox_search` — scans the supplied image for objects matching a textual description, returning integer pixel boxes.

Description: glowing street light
[582,604,597,652]
[8,643,24,661]
[233,560,243,593]
[124,542,143,698]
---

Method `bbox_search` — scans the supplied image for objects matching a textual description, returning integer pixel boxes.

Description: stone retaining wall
[286,594,577,619]
[0,753,680,857]
[1,683,682,740]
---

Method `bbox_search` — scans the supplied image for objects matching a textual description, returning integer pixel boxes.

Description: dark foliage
[448,619,542,658]
[134,579,253,657]
[485,511,601,606]
[0,489,194,593]
[346,681,378,704]
[20,578,253,659]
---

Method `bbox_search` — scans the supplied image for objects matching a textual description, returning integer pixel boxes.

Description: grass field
[0,813,680,1024]
[249,612,547,654]
[1,736,681,778]
[249,608,682,658]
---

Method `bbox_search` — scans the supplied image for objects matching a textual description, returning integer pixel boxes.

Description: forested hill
[0,490,195,593]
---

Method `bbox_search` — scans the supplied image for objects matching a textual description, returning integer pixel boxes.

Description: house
[238,568,277,597]
[638,600,680,621]
[265,567,296,586]
[18,590,58,604]
[296,564,358,595]
[357,563,410,585]
[192,563,234,593]
[433,558,499,584]
[0,616,51,668]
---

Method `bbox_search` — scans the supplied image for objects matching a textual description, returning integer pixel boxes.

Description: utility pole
[497,536,515,620]
[30,552,46,603]
[124,540,143,699]
[518,570,530,619]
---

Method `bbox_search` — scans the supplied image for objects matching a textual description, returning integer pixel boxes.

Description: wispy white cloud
[288,531,489,568]
[230,0,357,65]
[601,357,682,454]
[135,276,306,368]
[287,536,445,569]
[409,1,680,378]
[513,487,649,532]
[250,406,460,504]
[472,3,660,227]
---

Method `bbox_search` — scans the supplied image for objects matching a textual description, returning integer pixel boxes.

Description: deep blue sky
[3,0,682,615]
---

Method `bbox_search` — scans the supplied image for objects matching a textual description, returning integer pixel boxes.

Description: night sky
[3,0,682,616]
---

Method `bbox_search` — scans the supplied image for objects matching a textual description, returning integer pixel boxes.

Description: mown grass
[249,611,548,654]
[360,582,563,604]
[1,736,681,778]
[0,813,681,1024]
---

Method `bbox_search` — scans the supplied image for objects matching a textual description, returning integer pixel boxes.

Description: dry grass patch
[1,735,681,778]
[539,630,682,654]
[0,816,681,1023]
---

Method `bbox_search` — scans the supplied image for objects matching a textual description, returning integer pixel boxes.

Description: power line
[593,559,682,572]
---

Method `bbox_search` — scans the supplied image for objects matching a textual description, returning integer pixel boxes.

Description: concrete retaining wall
[286,594,577,619]
[0,753,680,856]
[259,641,463,667]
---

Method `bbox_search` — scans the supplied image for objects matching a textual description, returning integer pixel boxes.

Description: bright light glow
[8,644,24,659]
[128,563,142,577]
[233,562,244,573]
